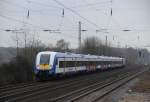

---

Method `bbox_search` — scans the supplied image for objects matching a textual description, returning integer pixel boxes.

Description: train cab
[34,52,55,79]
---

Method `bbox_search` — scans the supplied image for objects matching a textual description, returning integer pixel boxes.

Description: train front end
[34,52,55,80]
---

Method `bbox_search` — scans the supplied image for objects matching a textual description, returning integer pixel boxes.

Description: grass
[131,69,150,93]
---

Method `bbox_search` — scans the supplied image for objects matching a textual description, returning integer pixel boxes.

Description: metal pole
[105,35,108,55]
[78,21,81,52]
[105,35,108,47]
[16,32,19,56]
[118,41,120,48]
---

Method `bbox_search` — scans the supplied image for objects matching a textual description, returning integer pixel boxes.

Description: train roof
[38,51,124,61]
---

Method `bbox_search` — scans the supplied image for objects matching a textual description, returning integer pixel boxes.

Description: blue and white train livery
[34,51,126,79]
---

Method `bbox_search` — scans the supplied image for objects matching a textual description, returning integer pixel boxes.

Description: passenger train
[34,51,126,79]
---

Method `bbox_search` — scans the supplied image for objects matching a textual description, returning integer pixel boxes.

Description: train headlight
[38,64,50,70]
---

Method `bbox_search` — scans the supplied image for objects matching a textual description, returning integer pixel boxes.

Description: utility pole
[105,35,108,55]
[78,21,87,53]
[15,32,19,56]
[5,29,20,56]
[78,21,81,52]
[23,31,27,55]
[117,41,120,48]
[105,35,108,47]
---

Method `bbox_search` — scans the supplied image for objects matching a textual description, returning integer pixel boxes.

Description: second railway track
[47,67,148,102]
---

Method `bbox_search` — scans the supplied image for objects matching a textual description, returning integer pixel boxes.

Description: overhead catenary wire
[0,0,62,17]
[1,0,148,48]
[0,28,5,31]
[80,0,124,32]
[0,0,79,32]
[1,13,148,33]
[0,14,46,30]
[81,0,122,47]
[53,0,104,30]
[82,0,111,32]
[0,0,61,11]
[0,14,80,40]
[57,8,64,30]
[1,0,109,31]
[25,0,111,10]
[26,0,62,9]
[70,0,111,8]
[1,0,145,32]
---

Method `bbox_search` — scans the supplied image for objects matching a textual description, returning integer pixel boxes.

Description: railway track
[0,69,118,92]
[1,69,125,102]
[74,69,148,102]
[0,66,146,102]
[47,72,128,102]
[0,81,43,92]
[0,68,125,101]
[91,70,147,102]
[0,71,100,92]
[47,68,149,102]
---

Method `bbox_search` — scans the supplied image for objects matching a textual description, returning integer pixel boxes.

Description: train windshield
[40,54,50,64]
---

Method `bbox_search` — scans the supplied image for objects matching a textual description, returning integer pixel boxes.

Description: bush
[0,55,34,85]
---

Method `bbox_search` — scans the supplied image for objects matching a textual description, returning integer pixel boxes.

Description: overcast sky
[0,0,150,50]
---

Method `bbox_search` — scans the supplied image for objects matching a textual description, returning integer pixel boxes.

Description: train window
[97,61,101,65]
[86,61,89,66]
[79,61,82,66]
[59,61,79,68]
[59,61,65,68]
[91,61,95,66]
[108,61,110,64]
[66,61,69,67]
[82,61,87,66]
[79,61,83,66]
[40,54,50,64]
[75,61,78,67]
[66,61,75,67]
[90,61,93,65]
[102,61,105,65]
[76,61,82,67]
[72,61,75,67]
[96,61,100,65]
[114,61,121,64]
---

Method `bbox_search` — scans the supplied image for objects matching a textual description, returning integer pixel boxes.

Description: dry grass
[131,69,150,93]
[119,69,150,102]
[119,93,147,102]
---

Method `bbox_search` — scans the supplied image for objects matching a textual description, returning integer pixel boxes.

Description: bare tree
[56,39,70,51]
[81,36,103,55]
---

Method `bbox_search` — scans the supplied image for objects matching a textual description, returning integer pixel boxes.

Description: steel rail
[46,68,146,102]
[1,69,126,101]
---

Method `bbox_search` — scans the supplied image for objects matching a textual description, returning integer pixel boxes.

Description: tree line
[0,36,149,85]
